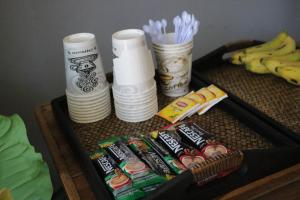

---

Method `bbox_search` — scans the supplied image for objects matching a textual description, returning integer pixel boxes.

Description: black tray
[192,40,300,144]
[52,79,300,199]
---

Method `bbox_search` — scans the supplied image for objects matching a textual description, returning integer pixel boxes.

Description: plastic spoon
[161,19,167,35]
[173,16,181,43]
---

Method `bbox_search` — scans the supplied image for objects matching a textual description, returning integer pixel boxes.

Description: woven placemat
[200,63,300,135]
[71,90,273,153]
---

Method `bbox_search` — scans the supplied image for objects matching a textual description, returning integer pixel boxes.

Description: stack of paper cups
[152,33,193,97]
[112,29,158,122]
[63,33,111,123]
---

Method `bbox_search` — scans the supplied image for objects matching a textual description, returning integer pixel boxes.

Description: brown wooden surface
[34,103,300,200]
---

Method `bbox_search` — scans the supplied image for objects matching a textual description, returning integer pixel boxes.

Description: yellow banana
[277,66,300,86]
[245,50,300,74]
[269,49,300,61]
[245,59,270,74]
[230,32,288,64]
[263,59,300,76]
[241,36,296,63]
[244,32,288,53]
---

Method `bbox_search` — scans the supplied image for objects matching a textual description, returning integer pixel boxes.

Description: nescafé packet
[150,130,205,168]
[143,136,186,175]
[175,122,229,159]
[126,136,175,180]
[175,123,212,151]
[90,149,144,200]
[98,137,166,189]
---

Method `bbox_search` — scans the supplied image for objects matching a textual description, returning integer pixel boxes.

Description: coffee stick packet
[175,122,229,159]
[150,130,205,169]
[125,136,176,180]
[90,149,145,200]
[157,96,200,123]
[143,136,186,175]
[197,85,228,115]
[98,137,166,190]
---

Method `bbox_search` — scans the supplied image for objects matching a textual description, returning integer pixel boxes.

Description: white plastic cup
[112,29,146,57]
[63,33,107,95]
[152,33,193,97]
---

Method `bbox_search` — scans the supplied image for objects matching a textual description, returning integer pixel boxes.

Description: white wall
[0,0,299,190]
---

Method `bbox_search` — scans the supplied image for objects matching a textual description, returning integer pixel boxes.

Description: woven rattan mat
[200,63,300,134]
[71,91,273,153]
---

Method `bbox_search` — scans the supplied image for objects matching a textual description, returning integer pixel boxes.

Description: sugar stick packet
[90,149,145,200]
[98,137,166,190]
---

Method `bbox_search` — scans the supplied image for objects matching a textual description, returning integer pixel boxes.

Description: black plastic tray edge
[51,93,300,199]
[191,40,300,144]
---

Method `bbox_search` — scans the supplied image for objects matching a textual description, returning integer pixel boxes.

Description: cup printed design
[69,54,99,93]
[157,53,191,93]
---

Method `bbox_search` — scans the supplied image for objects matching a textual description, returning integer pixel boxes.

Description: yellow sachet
[157,97,198,123]
[207,84,227,99]
[198,85,228,115]
[195,87,216,103]
[185,91,207,105]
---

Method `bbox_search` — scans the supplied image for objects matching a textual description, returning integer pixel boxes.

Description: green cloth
[0,114,53,200]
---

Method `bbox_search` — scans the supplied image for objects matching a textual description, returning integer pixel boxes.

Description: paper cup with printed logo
[152,33,193,97]
[63,33,111,123]
[63,33,108,95]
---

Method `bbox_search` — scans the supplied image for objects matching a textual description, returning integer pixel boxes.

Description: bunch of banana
[230,32,300,86]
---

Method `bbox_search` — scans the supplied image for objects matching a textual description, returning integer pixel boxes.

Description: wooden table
[34,103,300,200]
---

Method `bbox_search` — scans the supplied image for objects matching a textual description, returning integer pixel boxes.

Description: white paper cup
[69,105,111,123]
[114,100,158,114]
[113,94,156,106]
[67,97,110,111]
[63,33,108,95]
[115,106,157,122]
[66,91,109,104]
[152,33,193,97]
[69,105,111,117]
[113,47,155,86]
[114,97,157,110]
[112,82,156,98]
[112,29,146,57]
[66,94,110,106]
[112,79,155,95]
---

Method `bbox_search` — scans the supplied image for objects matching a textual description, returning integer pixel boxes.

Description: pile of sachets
[90,122,238,200]
[157,85,228,123]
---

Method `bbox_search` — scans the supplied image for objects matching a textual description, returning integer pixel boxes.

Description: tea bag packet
[98,137,166,190]
[183,91,208,118]
[157,96,200,123]
[197,85,228,115]
[90,149,145,200]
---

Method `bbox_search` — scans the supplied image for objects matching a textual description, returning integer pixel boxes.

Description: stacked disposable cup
[112,29,158,122]
[152,33,193,97]
[63,33,111,123]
